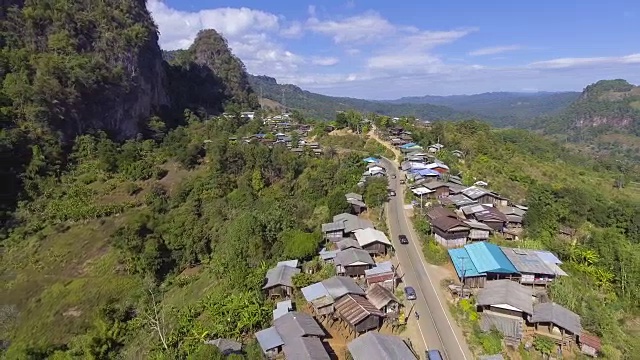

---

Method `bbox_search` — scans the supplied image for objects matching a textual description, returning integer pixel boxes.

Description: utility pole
[458,256,466,298]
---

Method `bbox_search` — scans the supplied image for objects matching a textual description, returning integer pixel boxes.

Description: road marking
[384,158,469,360]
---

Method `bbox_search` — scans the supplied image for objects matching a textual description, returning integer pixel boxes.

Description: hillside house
[255,327,284,358]
[448,242,520,288]
[464,220,492,242]
[498,206,526,228]
[335,249,375,277]
[430,216,470,248]
[426,206,459,222]
[366,283,400,316]
[531,302,581,348]
[283,337,330,360]
[335,294,384,335]
[347,332,417,360]
[501,247,565,286]
[477,280,534,343]
[322,276,366,300]
[364,261,395,290]
[461,204,508,232]
[428,143,444,153]
[440,194,477,208]
[461,186,507,206]
[353,228,392,256]
[302,282,336,317]
[346,193,367,214]
[336,238,362,251]
[262,264,301,299]
[205,338,242,356]
[333,213,374,236]
[579,332,602,358]
[423,181,453,198]
[425,162,449,174]
[321,221,345,240]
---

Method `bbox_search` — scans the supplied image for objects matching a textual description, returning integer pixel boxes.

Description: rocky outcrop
[0,0,168,140]
[190,29,258,109]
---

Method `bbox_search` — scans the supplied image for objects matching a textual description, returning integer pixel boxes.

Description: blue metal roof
[255,327,283,352]
[363,156,379,163]
[448,248,481,278]
[399,143,416,149]
[410,169,440,176]
[465,242,517,274]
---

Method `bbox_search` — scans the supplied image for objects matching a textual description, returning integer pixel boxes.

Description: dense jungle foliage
[0,110,366,358]
[388,118,640,358]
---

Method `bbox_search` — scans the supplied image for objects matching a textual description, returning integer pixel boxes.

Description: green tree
[364,177,389,207]
[280,230,321,260]
[533,335,555,358]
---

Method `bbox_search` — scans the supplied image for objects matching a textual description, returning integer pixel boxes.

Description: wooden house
[579,332,602,358]
[464,220,492,242]
[335,249,375,277]
[501,247,564,286]
[334,294,384,336]
[476,280,534,343]
[461,186,506,206]
[426,206,458,222]
[262,265,300,299]
[348,332,417,360]
[364,261,395,291]
[531,303,582,349]
[353,228,392,256]
[255,327,284,358]
[423,181,453,199]
[430,216,470,248]
[321,221,345,240]
[366,283,401,316]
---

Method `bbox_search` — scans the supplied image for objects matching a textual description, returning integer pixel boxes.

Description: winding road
[381,157,474,360]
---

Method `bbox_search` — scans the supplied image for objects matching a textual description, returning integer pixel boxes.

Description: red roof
[366,272,394,284]
[580,332,602,351]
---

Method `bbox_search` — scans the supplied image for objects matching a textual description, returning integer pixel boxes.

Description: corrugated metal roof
[430,216,468,232]
[348,198,367,207]
[464,220,493,231]
[273,306,290,320]
[347,332,416,360]
[321,276,365,299]
[333,213,374,233]
[462,186,492,199]
[480,312,523,339]
[273,312,325,341]
[500,247,556,275]
[465,242,517,274]
[337,238,362,250]
[580,332,602,351]
[335,294,384,325]
[255,327,283,352]
[364,261,393,276]
[448,248,482,278]
[322,221,345,233]
[532,302,581,335]
[319,248,340,260]
[426,206,458,221]
[534,250,563,264]
[477,279,534,315]
[354,228,391,247]
[446,194,477,207]
[204,338,242,354]
[335,248,374,266]
[366,283,399,309]
[262,265,301,289]
[283,337,331,360]
[301,282,331,302]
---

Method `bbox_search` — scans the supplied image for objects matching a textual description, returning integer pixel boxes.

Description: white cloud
[311,57,340,66]
[469,45,522,56]
[148,0,302,78]
[280,21,303,38]
[529,53,640,69]
[307,11,395,44]
[404,28,478,49]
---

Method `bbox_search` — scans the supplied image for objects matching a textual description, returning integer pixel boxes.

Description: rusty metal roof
[335,294,384,325]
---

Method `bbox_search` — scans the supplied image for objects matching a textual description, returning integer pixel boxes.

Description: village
[202,114,602,360]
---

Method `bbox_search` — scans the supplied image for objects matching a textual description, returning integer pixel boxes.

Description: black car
[404,286,417,300]
[399,234,409,244]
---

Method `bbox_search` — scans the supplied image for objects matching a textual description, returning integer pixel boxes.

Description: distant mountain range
[249,75,479,122]
[386,91,581,127]
[249,75,582,127]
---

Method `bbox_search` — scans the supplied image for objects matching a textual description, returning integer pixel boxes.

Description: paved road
[381,157,473,360]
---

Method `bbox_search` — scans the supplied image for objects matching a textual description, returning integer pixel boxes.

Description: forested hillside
[0,1,258,229]
[395,120,640,357]
[531,79,640,162]
[248,74,478,121]
[389,91,580,126]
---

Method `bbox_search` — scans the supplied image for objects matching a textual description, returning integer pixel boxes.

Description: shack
[334,294,384,336]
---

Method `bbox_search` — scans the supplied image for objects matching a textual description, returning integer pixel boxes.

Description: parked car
[388,190,396,197]
[426,350,443,360]
[399,234,409,244]
[399,179,405,184]
[404,286,417,300]
[391,174,397,179]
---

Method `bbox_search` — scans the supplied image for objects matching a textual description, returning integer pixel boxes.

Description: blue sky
[149,0,640,98]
